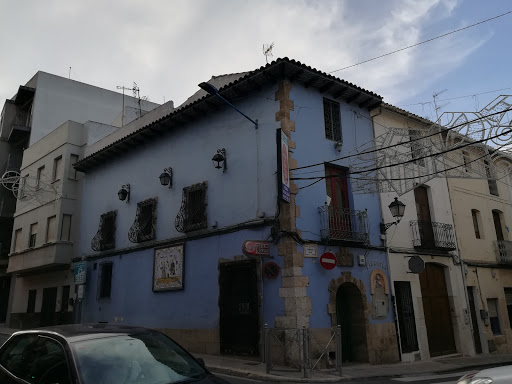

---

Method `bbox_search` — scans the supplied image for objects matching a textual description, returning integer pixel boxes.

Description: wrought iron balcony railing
[495,240,512,263]
[319,205,369,243]
[410,220,456,250]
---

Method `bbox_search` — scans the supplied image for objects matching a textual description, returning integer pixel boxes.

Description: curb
[207,365,344,382]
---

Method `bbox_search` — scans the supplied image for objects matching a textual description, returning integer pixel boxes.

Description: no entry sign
[319,252,337,270]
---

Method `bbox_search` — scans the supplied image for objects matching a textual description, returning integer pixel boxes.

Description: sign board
[278,129,290,203]
[74,261,87,285]
[319,252,337,270]
[408,256,425,274]
[263,262,280,279]
[303,244,317,258]
[242,240,270,257]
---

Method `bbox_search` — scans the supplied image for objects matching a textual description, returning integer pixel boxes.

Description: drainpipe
[445,165,475,356]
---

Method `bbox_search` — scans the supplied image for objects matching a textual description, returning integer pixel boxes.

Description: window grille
[175,182,207,233]
[128,197,157,243]
[91,210,117,251]
[323,98,342,142]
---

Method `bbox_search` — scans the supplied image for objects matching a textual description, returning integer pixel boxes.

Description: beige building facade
[447,148,512,355]
[372,104,473,361]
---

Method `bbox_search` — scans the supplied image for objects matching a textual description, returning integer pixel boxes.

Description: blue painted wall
[79,85,286,327]
[288,84,393,327]
[82,228,284,328]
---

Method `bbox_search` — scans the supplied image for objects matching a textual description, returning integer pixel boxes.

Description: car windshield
[71,331,207,384]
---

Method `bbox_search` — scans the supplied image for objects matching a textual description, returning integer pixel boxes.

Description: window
[488,298,501,335]
[409,129,426,167]
[36,165,45,190]
[175,183,207,233]
[505,288,512,329]
[46,216,57,243]
[98,262,113,299]
[53,156,63,181]
[13,229,22,252]
[20,174,28,199]
[61,214,72,242]
[128,198,157,243]
[485,160,499,196]
[323,98,342,142]
[462,151,471,172]
[69,154,78,179]
[471,209,481,239]
[27,289,36,313]
[29,223,38,248]
[91,211,116,251]
[61,286,70,313]
[0,334,71,384]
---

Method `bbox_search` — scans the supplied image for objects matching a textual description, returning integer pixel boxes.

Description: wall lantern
[334,141,343,152]
[212,149,227,172]
[380,197,406,233]
[118,184,130,203]
[159,167,173,189]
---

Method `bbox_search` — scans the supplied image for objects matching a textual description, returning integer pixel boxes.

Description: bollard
[302,326,310,378]
[336,325,342,376]
[264,324,270,374]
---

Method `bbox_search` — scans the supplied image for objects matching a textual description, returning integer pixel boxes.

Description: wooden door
[414,186,434,248]
[325,165,350,238]
[219,260,259,356]
[493,211,504,241]
[419,264,456,357]
[468,287,482,354]
[40,287,57,326]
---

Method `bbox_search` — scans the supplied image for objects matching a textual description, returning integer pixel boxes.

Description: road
[217,370,470,384]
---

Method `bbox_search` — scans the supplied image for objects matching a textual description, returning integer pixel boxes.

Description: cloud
[0,0,492,111]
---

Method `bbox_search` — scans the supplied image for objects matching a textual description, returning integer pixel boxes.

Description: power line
[291,107,512,172]
[292,128,512,181]
[400,87,512,107]
[328,10,512,74]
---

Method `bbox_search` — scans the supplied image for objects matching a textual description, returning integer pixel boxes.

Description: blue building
[75,58,398,364]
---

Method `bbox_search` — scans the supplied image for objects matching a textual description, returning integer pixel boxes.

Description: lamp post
[380,197,406,233]
[198,82,258,129]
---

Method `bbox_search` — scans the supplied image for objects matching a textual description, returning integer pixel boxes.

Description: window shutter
[46,216,57,242]
[61,214,72,241]
[488,299,498,318]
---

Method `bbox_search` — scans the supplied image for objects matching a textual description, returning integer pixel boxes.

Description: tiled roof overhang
[75,57,383,173]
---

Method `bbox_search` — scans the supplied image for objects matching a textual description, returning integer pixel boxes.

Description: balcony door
[493,210,504,241]
[325,164,350,239]
[414,186,434,248]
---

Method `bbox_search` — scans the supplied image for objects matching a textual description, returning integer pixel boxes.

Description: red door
[325,164,350,238]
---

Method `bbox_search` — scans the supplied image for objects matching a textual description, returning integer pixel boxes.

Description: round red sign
[319,252,337,270]
[263,262,280,279]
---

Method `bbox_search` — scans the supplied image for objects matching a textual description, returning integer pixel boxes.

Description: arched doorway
[419,263,456,357]
[336,282,368,362]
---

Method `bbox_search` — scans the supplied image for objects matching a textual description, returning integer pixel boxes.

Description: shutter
[47,216,57,242]
[488,299,498,318]
[505,289,512,306]
[61,214,72,241]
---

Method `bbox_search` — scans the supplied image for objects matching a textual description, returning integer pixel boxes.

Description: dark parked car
[0,324,228,384]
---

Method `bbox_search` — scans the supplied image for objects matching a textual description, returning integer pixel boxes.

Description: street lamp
[118,184,130,203]
[198,82,258,129]
[159,167,173,188]
[212,149,227,172]
[380,197,406,233]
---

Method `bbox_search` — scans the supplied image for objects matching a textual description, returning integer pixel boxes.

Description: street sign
[74,261,87,284]
[263,262,280,279]
[408,256,425,274]
[242,240,270,257]
[303,244,317,258]
[319,252,337,270]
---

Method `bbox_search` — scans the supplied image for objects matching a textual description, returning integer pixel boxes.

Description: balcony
[495,240,512,263]
[7,242,74,274]
[319,205,369,243]
[410,220,456,250]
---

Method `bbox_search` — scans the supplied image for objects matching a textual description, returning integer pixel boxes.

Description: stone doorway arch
[328,272,369,363]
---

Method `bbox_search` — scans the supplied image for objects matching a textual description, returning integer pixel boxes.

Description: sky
[1,0,511,121]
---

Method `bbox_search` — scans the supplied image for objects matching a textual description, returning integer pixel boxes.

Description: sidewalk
[195,352,512,382]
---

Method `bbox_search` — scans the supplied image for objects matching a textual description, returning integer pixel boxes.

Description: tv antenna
[117,82,148,126]
[433,89,449,120]
[263,42,274,64]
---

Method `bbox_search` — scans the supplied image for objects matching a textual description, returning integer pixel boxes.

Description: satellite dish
[408,256,425,274]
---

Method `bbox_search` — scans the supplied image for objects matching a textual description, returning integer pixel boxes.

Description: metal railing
[264,325,342,378]
[319,205,369,243]
[495,240,512,263]
[410,220,456,250]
